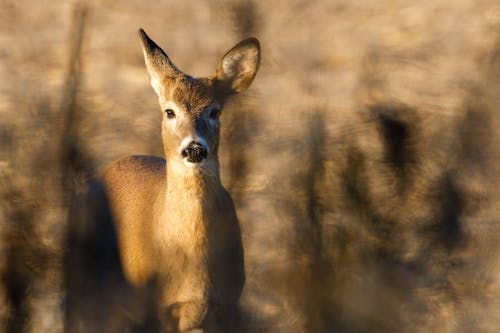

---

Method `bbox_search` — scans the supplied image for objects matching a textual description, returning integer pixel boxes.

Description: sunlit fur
[101,29,260,332]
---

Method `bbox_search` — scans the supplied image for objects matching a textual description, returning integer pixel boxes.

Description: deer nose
[181,141,208,163]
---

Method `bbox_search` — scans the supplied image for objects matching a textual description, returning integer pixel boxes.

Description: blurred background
[1,0,500,332]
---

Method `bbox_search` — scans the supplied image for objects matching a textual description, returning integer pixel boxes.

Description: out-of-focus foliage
[1,0,500,332]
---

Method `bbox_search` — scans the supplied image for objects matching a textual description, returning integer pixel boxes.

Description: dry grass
[1,0,500,332]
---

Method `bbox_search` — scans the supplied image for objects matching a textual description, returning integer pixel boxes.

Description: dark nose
[182,142,208,163]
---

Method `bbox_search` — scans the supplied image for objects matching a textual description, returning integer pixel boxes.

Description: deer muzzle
[182,141,208,163]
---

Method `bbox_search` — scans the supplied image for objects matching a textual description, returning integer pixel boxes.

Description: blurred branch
[221,0,260,203]
[228,0,260,39]
[60,1,91,196]
[303,110,329,332]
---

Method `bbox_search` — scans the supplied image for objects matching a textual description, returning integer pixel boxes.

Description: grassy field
[1,0,500,332]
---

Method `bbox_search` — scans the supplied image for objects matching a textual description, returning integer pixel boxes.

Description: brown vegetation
[1,0,500,332]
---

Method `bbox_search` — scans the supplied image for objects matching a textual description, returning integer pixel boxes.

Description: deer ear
[214,37,260,95]
[138,28,181,96]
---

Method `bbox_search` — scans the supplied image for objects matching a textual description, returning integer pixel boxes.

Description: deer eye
[209,107,221,120]
[164,109,176,119]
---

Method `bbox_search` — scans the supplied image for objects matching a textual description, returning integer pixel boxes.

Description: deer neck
[152,160,223,305]
[155,159,222,247]
[165,159,221,200]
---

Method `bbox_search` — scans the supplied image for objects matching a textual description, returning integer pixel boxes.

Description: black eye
[164,109,176,118]
[209,107,221,120]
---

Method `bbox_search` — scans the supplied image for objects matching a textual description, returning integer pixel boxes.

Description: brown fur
[101,29,260,332]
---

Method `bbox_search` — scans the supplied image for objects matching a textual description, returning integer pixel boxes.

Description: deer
[101,29,260,332]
